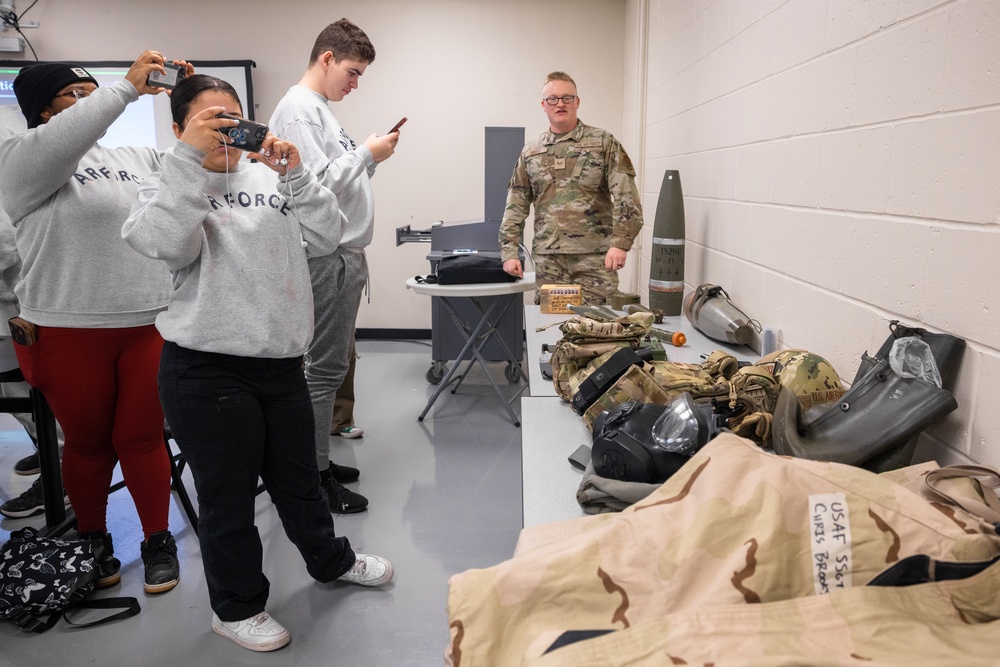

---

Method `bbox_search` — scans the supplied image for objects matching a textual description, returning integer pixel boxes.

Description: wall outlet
[0,36,22,52]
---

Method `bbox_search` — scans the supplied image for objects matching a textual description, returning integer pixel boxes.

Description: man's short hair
[544,71,577,88]
[310,18,376,65]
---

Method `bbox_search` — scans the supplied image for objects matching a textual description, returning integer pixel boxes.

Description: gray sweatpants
[305,247,368,470]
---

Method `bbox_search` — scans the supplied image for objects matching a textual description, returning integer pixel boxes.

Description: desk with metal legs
[406,273,535,426]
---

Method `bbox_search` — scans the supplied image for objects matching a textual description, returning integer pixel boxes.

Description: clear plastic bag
[889,337,942,388]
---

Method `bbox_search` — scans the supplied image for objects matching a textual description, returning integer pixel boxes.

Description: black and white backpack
[0,527,139,633]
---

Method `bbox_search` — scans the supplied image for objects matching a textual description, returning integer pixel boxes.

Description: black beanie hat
[13,62,99,129]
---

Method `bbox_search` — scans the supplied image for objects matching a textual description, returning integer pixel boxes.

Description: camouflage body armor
[575,351,782,444]
[548,312,654,401]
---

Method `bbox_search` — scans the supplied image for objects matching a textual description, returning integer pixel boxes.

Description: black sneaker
[140,530,180,594]
[0,477,70,518]
[319,467,368,514]
[14,453,40,476]
[79,530,122,589]
[329,462,360,483]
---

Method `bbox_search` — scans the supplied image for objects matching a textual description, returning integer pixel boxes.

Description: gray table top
[520,305,764,527]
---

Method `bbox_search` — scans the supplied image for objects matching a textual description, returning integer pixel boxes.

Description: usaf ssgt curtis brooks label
[809,492,853,594]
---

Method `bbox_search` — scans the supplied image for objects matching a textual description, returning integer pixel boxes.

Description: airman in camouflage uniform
[499,72,643,305]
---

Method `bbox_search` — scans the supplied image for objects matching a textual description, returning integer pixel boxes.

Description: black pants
[158,341,355,621]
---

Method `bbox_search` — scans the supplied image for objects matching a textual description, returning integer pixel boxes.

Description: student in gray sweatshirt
[0,52,182,594]
[269,18,400,514]
[122,74,394,654]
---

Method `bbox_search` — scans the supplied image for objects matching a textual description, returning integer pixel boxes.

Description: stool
[0,364,67,536]
[163,432,268,537]
[0,335,201,537]
[105,431,200,537]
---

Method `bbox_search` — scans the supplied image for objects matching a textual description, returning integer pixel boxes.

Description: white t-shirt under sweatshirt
[122,142,346,359]
[268,85,376,248]
[0,80,169,328]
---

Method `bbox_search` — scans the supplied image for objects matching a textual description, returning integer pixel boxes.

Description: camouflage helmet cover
[756,349,845,410]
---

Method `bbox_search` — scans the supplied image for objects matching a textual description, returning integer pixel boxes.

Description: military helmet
[755,349,845,411]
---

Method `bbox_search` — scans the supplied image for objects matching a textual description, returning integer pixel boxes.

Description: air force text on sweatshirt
[0,80,169,328]
[123,142,346,359]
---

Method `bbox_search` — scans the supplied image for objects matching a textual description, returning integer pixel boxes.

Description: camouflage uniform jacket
[498,121,643,261]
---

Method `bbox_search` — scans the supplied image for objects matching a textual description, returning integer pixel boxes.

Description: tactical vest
[547,312,654,401]
[548,312,784,445]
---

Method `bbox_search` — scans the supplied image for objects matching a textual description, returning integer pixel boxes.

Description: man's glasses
[57,89,91,100]
[543,95,577,106]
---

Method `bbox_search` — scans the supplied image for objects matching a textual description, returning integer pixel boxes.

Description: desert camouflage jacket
[499,121,643,261]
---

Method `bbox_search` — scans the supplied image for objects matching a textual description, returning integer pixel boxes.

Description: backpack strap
[920,465,1000,526]
[62,596,141,629]
[11,609,62,634]
[11,596,141,634]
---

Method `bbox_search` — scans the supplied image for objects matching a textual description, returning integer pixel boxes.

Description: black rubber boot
[771,356,958,466]
[853,325,966,472]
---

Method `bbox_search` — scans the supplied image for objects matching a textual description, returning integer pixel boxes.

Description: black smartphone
[388,117,407,134]
[216,113,269,153]
[147,62,187,90]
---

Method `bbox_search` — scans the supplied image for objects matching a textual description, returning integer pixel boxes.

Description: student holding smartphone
[269,18,400,515]
[122,74,394,653]
[0,51,185,593]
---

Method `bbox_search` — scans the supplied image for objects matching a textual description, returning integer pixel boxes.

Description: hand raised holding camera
[251,135,300,176]
[125,51,181,96]
[147,59,195,94]
[178,106,240,154]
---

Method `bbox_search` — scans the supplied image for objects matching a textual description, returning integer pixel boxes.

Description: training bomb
[648,170,685,315]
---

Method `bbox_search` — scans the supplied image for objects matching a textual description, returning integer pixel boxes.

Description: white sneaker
[336,425,364,439]
[212,611,290,652]
[339,553,394,587]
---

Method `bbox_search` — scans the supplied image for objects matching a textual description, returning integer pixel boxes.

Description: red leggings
[15,325,170,538]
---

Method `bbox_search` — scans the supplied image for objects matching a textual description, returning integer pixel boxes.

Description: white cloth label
[809,492,853,595]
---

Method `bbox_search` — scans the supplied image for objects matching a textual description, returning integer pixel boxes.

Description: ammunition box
[540,284,583,314]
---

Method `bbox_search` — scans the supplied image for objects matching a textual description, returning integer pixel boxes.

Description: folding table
[406,273,535,426]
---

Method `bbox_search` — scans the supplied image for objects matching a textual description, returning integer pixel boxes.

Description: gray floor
[0,340,525,666]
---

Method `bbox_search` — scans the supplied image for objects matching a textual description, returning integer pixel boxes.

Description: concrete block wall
[633,0,1000,466]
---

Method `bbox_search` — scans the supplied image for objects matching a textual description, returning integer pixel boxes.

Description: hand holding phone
[216,113,269,153]
[388,117,407,134]
[147,62,187,91]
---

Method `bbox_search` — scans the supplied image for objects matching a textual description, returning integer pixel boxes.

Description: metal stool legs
[163,432,199,537]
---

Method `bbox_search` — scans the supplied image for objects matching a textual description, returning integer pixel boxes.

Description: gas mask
[591,394,723,483]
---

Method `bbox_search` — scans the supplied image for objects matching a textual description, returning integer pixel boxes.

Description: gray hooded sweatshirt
[268,85,375,248]
[0,80,169,328]
[122,142,345,358]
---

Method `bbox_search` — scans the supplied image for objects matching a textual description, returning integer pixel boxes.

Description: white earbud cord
[214,129,291,274]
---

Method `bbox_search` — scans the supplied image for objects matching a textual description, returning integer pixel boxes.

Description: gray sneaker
[0,477,69,518]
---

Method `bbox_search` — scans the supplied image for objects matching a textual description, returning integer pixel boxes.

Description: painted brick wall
[635,0,1000,466]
